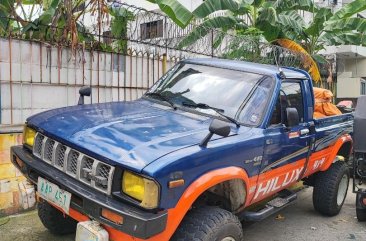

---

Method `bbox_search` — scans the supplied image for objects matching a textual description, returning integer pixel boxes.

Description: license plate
[37,177,71,214]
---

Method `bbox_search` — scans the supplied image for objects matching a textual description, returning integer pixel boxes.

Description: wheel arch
[320,134,352,172]
[193,178,247,212]
[336,140,352,161]
[160,166,251,240]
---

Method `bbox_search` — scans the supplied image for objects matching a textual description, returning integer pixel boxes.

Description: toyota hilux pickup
[11,59,353,241]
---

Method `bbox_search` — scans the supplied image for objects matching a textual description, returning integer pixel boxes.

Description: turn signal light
[169,179,185,188]
[23,126,36,147]
[101,208,123,225]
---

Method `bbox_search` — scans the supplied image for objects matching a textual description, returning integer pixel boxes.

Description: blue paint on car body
[24,58,353,210]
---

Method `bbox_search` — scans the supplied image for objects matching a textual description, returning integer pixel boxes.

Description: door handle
[300,129,309,136]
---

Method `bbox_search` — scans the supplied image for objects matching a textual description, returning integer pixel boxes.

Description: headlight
[122,171,159,209]
[23,126,36,147]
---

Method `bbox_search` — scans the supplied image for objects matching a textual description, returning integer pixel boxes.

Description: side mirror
[286,107,299,127]
[200,119,231,147]
[78,86,91,105]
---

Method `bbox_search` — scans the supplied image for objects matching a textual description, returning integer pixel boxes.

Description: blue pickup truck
[11,59,353,241]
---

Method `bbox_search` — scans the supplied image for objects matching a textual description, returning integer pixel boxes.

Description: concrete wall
[343,58,366,77]
[337,58,366,98]
[337,72,362,98]
[0,38,172,125]
[0,129,35,217]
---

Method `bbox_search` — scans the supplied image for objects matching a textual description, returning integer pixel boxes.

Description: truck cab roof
[183,58,309,80]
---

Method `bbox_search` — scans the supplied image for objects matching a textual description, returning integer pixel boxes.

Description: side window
[281,82,305,123]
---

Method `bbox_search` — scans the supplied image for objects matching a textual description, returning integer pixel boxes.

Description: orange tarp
[313,87,342,119]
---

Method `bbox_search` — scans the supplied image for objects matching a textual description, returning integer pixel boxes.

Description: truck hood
[27,100,212,172]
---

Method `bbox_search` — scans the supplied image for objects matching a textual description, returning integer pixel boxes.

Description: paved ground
[0,183,365,241]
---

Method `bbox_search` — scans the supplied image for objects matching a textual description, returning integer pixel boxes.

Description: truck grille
[33,133,115,194]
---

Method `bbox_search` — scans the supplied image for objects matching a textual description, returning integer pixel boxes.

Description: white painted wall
[0,38,175,125]
[337,58,366,98]
[343,58,366,77]
[337,72,363,98]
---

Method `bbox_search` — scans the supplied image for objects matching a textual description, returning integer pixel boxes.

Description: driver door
[252,81,312,203]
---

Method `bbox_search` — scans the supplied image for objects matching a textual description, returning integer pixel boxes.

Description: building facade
[316,0,366,103]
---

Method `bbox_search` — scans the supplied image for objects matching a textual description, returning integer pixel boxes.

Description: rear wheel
[313,161,349,216]
[38,200,77,235]
[356,208,366,221]
[356,192,366,221]
[171,206,244,241]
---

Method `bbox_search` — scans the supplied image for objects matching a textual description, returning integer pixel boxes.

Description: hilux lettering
[254,167,304,200]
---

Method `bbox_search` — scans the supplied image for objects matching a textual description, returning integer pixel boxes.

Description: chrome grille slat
[32,133,114,194]
[33,134,44,157]
[66,150,79,176]
[43,139,55,163]
[80,156,94,184]
[95,163,111,190]
[55,144,66,169]
[98,164,111,179]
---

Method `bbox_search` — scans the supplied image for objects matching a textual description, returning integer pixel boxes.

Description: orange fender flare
[150,166,251,241]
[319,134,352,172]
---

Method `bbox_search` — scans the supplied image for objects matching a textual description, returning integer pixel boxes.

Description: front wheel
[313,161,349,216]
[38,200,77,235]
[171,206,244,241]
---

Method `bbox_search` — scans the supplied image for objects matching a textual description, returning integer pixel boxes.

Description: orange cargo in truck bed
[313,87,342,119]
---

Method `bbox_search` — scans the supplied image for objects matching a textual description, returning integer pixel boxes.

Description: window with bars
[103,31,113,45]
[140,20,164,40]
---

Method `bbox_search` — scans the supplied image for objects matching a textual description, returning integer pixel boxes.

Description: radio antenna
[274,48,286,79]
[274,48,280,69]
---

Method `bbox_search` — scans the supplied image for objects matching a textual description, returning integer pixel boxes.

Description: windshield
[145,62,274,126]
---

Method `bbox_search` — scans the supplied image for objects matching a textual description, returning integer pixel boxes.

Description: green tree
[146,0,193,28]
[275,0,366,56]
[274,0,366,81]
[0,0,136,54]
[109,6,134,52]
[175,0,316,48]
[155,0,366,82]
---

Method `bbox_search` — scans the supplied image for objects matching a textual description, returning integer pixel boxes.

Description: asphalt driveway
[0,183,365,241]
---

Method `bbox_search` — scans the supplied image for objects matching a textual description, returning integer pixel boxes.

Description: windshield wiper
[182,102,240,128]
[145,92,177,110]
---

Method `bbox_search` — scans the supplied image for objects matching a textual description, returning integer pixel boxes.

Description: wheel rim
[221,237,236,241]
[337,174,348,206]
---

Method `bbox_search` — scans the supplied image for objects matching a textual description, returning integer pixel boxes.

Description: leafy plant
[109,6,134,52]
[154,0,366,82]
[147,0,193,28]
[0,0,134,54]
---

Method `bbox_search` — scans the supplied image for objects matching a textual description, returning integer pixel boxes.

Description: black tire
[313,161,349,216]
[356,208,366,221]
[356,192,366,222]
[38,200,77,235]
[171,206,243,241]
